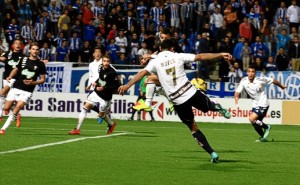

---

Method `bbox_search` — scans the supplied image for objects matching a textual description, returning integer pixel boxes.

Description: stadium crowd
[0,0,299,81]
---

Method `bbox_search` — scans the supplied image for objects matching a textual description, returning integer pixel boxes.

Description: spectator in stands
[289,26,300,41]
[82,3,93,26]
[78,41,93,65]
[137,41,148,60]
[260,19,270,43]
[70,20,83,38]
[23,39,33,56]
[288,36,300,71]
[216,21,230,43]
[39,42,51,61]
[68,32,82,62]
[208,0,221,16]
[150,1,164,33]
[287,0,300,33]
[241,40,252,71]
[223,4,238,38]
[239,17,252,43]
[5,18,20,46]
[21,19,34,44]
[83,19,96,43]
[165,0,180,32]
[251,36,268,61]
[265,56,278,72]
[276,28,291,52]
[275,47,289,71]
[129,33,140,65]
[180,0,193,37]
[123,10,137,33]
[254,57,265,72]
[275,18,289,35]
[233,37,245,70]
[194,0,208,34]
[210,7,223,38]
[58,9,71,38]
[47,0,61,36]
[114,53,128,68]
[106,38,120,63]
[275,1,288,25]
[17,0,32,27]
[115,29,128,54]
[55,39,69,62]
[228,61,243,83]
[0,39,8,55]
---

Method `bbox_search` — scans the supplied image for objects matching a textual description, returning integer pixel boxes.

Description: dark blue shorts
[252,106,269,120]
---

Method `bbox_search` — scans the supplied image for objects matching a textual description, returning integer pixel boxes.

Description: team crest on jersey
[8,60,18,68]
[22,69,35,79]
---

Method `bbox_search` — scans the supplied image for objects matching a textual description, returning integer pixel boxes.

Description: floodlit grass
[0,117,300,185]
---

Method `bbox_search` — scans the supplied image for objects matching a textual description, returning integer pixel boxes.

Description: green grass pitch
[0,117,300,185]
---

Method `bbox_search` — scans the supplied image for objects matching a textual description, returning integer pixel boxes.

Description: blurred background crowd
[0,0,299,82]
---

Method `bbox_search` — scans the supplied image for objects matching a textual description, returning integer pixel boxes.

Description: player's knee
[183,119,194,125]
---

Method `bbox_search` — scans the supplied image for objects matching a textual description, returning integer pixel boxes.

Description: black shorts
[173,90,212,125]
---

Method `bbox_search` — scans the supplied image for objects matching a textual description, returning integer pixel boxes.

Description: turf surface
[0,117,300,185]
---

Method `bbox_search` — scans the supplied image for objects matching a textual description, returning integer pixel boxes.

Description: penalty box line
[0,132,130,155]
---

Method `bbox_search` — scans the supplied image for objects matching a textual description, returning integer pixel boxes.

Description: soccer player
[69,55,120,135]
[134,28,181,112]
[119,40,232,163]
[234,65,286,142]
[0,42,46,135]
[0,39,24,124]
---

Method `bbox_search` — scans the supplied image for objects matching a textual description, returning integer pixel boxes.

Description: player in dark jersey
[0,42,46,135]
[69,55,121,135]
[0,39,24,124]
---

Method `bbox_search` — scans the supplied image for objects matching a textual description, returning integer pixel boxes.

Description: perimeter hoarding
[17,92,288,125]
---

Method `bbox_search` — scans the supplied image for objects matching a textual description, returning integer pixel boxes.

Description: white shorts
[3,79,16,88]
[6,88,32,104]
[170,18,180,28]
[86,91,111,112]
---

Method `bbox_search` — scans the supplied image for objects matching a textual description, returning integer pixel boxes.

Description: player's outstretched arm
[118,69,150,95]
[195,52,232,61]
[273,79,286,89]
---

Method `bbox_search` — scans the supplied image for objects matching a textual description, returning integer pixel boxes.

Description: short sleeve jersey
[236,76,274,107]
[1,51,24,78]
[88,59,102,90]
[13,57,47,92]
[144,51,197,105]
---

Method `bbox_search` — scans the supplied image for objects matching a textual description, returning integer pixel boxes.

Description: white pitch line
[0,132,129,155]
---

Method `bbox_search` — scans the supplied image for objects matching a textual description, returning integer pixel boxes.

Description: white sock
[0,96,5,117]
[145,83,156,107]
[1,114,16,130]
[76,108,87,129]
[103,114,113,126]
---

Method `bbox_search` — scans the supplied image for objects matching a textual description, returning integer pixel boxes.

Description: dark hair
[161,27,172,36]
[29,42,40,49]
[160,39,175,50]
[248,65,256,71]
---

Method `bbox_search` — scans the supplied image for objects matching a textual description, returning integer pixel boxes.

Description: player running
[119,40,232,163]
[69,55,121,135]
[234,65,286,142]
[0,42,46,135]
[0,39,24,125]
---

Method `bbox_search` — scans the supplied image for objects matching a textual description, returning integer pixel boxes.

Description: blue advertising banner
[207,71,300,100]
[70,68,197,95]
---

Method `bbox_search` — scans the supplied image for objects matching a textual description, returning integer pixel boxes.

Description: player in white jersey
[235,66,286,142]
[119,40,232,163]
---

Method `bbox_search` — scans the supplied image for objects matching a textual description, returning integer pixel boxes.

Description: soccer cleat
[0,129,6,135]
[211,152,219,163]
[214,103,231,119]
[16,114,21,128]
[69,128,80,135]
[128,117,134,121]
[255,137,268,142]
[263,125,271,139]
[133,99,152,112]
[98,117,103,124]
[106,122,117,135]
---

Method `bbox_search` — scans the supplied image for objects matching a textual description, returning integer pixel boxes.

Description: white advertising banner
[35,62,73,93]
[20,92,283,125]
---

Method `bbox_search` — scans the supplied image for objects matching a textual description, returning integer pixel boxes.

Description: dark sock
[261,123,269,129]
[252,124,264,137]
[192,130,214,154]
[91,106,99,113]
[131,109,137,119]
[149,111,155,120]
